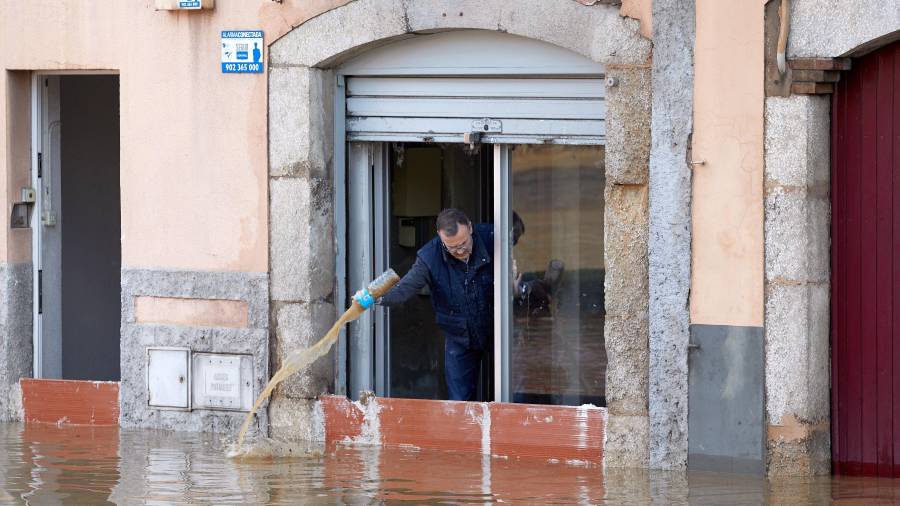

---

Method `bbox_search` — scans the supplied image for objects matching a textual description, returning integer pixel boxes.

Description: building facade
[0,0,898,476]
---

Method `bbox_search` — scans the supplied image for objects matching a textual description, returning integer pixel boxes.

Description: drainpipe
[776,0,791,74]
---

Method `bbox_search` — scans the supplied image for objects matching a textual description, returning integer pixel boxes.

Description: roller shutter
[338,31,607,145]
[345,76,606,144]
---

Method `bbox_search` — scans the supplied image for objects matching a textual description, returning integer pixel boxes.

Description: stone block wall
[647,0,695,470]
[268,63,337,441]
[763,95,831,475]
[603,64,652,468]
[789,0,900,58]
[0,263,32,422]
[119,269,270,433]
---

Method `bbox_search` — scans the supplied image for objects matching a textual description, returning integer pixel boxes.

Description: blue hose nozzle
[354,288,375,309]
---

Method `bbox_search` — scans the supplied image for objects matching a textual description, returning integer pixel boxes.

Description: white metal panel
[147,347,190,409]
[334,76,348,396]
[340,30,603,76]
[347,117,605,138]
[191,353,253,411]
[345,96,606,142]
[347,96,606,119]
[345,133,605,145]
[347,77,606,98]
[31,74,45,378]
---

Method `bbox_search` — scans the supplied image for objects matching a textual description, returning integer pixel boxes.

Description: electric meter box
[191,352,254,412]
[147,347,191,409]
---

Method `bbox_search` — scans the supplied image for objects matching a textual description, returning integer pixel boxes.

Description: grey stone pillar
[268,65,337,442]
[764,95,831,475]
[603,64,652,468]
[0,263,32,422]
[648,0,695,470]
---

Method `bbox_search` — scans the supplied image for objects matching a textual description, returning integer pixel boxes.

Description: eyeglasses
[442,236,472,255]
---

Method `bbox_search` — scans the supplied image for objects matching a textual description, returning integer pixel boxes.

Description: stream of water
[230,270,400,455]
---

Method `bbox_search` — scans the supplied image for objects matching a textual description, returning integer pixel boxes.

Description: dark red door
[832,40,900,476]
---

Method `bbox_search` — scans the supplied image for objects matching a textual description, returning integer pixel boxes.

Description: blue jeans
[445,339,491,401]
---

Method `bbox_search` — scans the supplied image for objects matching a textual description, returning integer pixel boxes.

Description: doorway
[831,40,900,476]
[386,143,493,400]
[34,74,121,381]
[347,142,493,400]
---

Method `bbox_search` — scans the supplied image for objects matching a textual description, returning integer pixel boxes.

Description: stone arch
[266,0,654,468]
[269,0,650,68]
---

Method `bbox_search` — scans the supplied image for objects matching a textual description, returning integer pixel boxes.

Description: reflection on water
[2,422,900,504]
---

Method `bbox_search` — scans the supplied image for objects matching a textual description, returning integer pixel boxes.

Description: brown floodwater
[2,422,900,505]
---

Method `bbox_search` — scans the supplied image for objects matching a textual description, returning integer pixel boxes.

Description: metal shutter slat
[345,77,606,144]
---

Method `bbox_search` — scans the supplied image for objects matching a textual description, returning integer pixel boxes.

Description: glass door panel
[507,144,606,406]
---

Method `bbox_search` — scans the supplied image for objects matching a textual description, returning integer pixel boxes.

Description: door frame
[493,145,511,402]
[345,142,392,398]
[30,70,119,379]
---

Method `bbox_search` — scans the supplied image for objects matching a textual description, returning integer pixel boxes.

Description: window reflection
[510,144,605,406]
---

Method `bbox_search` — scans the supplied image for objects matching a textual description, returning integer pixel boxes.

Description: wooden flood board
[21,378,119,426]
[321,395,605,465]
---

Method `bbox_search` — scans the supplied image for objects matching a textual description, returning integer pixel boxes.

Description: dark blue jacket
[379,224,494,350]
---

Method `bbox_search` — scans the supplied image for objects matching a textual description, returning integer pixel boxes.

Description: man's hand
[353,288,375,309]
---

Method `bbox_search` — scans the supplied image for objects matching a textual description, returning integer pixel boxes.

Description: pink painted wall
[620,0,652,39]
[690,0,765,326]
[0,0,658,364]
[3,71,32,264]
[0,0,350,271]
[133,296,248,328]
[0,0,650,273]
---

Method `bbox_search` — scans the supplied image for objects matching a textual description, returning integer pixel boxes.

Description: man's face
[438,223,473,261]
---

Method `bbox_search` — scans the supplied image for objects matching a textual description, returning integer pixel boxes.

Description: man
[356,209,493,401]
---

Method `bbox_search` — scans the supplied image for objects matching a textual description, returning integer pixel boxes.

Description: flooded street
[0,423,899,504]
